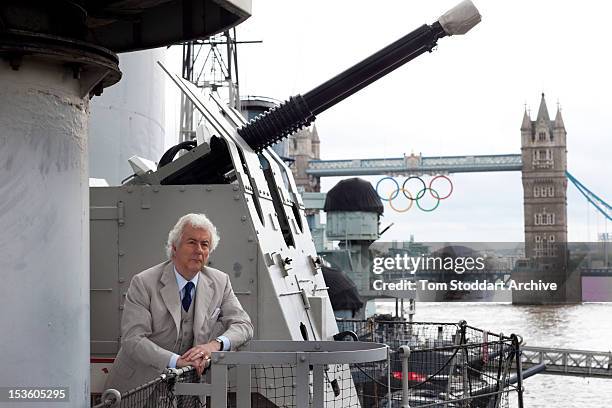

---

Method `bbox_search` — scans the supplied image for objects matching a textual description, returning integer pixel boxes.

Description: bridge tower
[516,93,580,303]
[521,93,568,258]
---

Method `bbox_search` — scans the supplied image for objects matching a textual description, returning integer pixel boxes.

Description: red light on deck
[391,371,427,382]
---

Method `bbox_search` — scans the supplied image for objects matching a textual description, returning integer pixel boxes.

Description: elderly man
[105,213,253,393]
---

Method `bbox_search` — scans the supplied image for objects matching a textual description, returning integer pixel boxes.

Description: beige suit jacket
[104,261,253,393]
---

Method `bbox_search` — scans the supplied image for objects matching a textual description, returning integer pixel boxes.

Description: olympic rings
[375,177,399,201]
[402,176,426,200]
[415,188,440,212]
[428,175,453,200]
[388,188,413,212]
[375,175,454,213]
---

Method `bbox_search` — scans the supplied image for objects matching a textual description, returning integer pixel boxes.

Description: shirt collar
[174,265,199,292]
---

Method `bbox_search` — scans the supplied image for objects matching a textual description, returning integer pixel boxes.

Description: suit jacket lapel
[159,262,181,338]
[194,267,215,344]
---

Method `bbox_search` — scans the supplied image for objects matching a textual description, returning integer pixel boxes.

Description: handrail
[172,340,389,408]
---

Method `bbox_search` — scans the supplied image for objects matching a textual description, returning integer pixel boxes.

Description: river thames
[377,301,612,407]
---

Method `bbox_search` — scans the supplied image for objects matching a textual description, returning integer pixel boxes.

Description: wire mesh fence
[337,319,521,407]
[225,363,364,407]
[336,319,508,350]
[93,367,203,408]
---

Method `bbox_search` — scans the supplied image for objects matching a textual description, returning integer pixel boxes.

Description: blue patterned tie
[182,281,194,312]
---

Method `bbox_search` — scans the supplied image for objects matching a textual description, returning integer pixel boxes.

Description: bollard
[398,345,412,408]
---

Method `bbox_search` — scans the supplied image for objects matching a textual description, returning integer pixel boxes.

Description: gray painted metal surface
[78,0,251,52]
[89,48,167,186]
[302,192,327,210]
[326,211,379,241]
[0,61,95,408]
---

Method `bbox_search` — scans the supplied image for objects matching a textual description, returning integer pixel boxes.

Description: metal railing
[337,319,525,408]
[96,322,532,408]
[98,340,389,408]
[93,366,203,408]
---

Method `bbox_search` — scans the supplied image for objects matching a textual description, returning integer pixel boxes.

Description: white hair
[166,213,220,259]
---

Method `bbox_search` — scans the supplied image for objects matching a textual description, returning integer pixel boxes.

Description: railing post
[398,345,411,408]
[511,334,524,408]
[387,345,392,408]
[492,336,505,408]
[446,320,466,398]
[211,355,228,408]
[295,352,309,408]
[236,363,252,408]
[458,321,469,405]
[313,364,325,407]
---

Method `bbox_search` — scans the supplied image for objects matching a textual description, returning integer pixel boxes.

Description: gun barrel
[304,23,445,116]
[238,0,481,153]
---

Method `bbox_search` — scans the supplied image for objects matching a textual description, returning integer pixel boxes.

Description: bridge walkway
[522,346,612,378]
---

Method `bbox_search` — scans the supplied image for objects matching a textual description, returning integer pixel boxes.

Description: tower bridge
[303,94,571,268]
[291,94,611,304]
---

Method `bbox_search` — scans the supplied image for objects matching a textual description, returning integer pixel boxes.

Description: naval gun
[90,0,481,403]
[140,0,481,186]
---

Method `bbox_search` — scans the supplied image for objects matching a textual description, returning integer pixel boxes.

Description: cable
[566,171,611,221]
[158,140,197,169]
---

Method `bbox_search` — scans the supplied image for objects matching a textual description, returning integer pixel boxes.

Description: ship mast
[179,29,259,142]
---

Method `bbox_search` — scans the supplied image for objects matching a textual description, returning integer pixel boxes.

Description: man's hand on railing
[178,341,221,375]
[176,355,207,376]
[183,341,223,361]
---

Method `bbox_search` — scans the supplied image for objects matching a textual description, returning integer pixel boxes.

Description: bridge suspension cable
[566,171,611,221]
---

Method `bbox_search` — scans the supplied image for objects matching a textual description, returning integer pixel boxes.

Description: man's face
[172,224,212,278]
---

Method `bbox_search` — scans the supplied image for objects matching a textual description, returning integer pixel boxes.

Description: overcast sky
[224,0,611,243]
[163,1,610,243]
